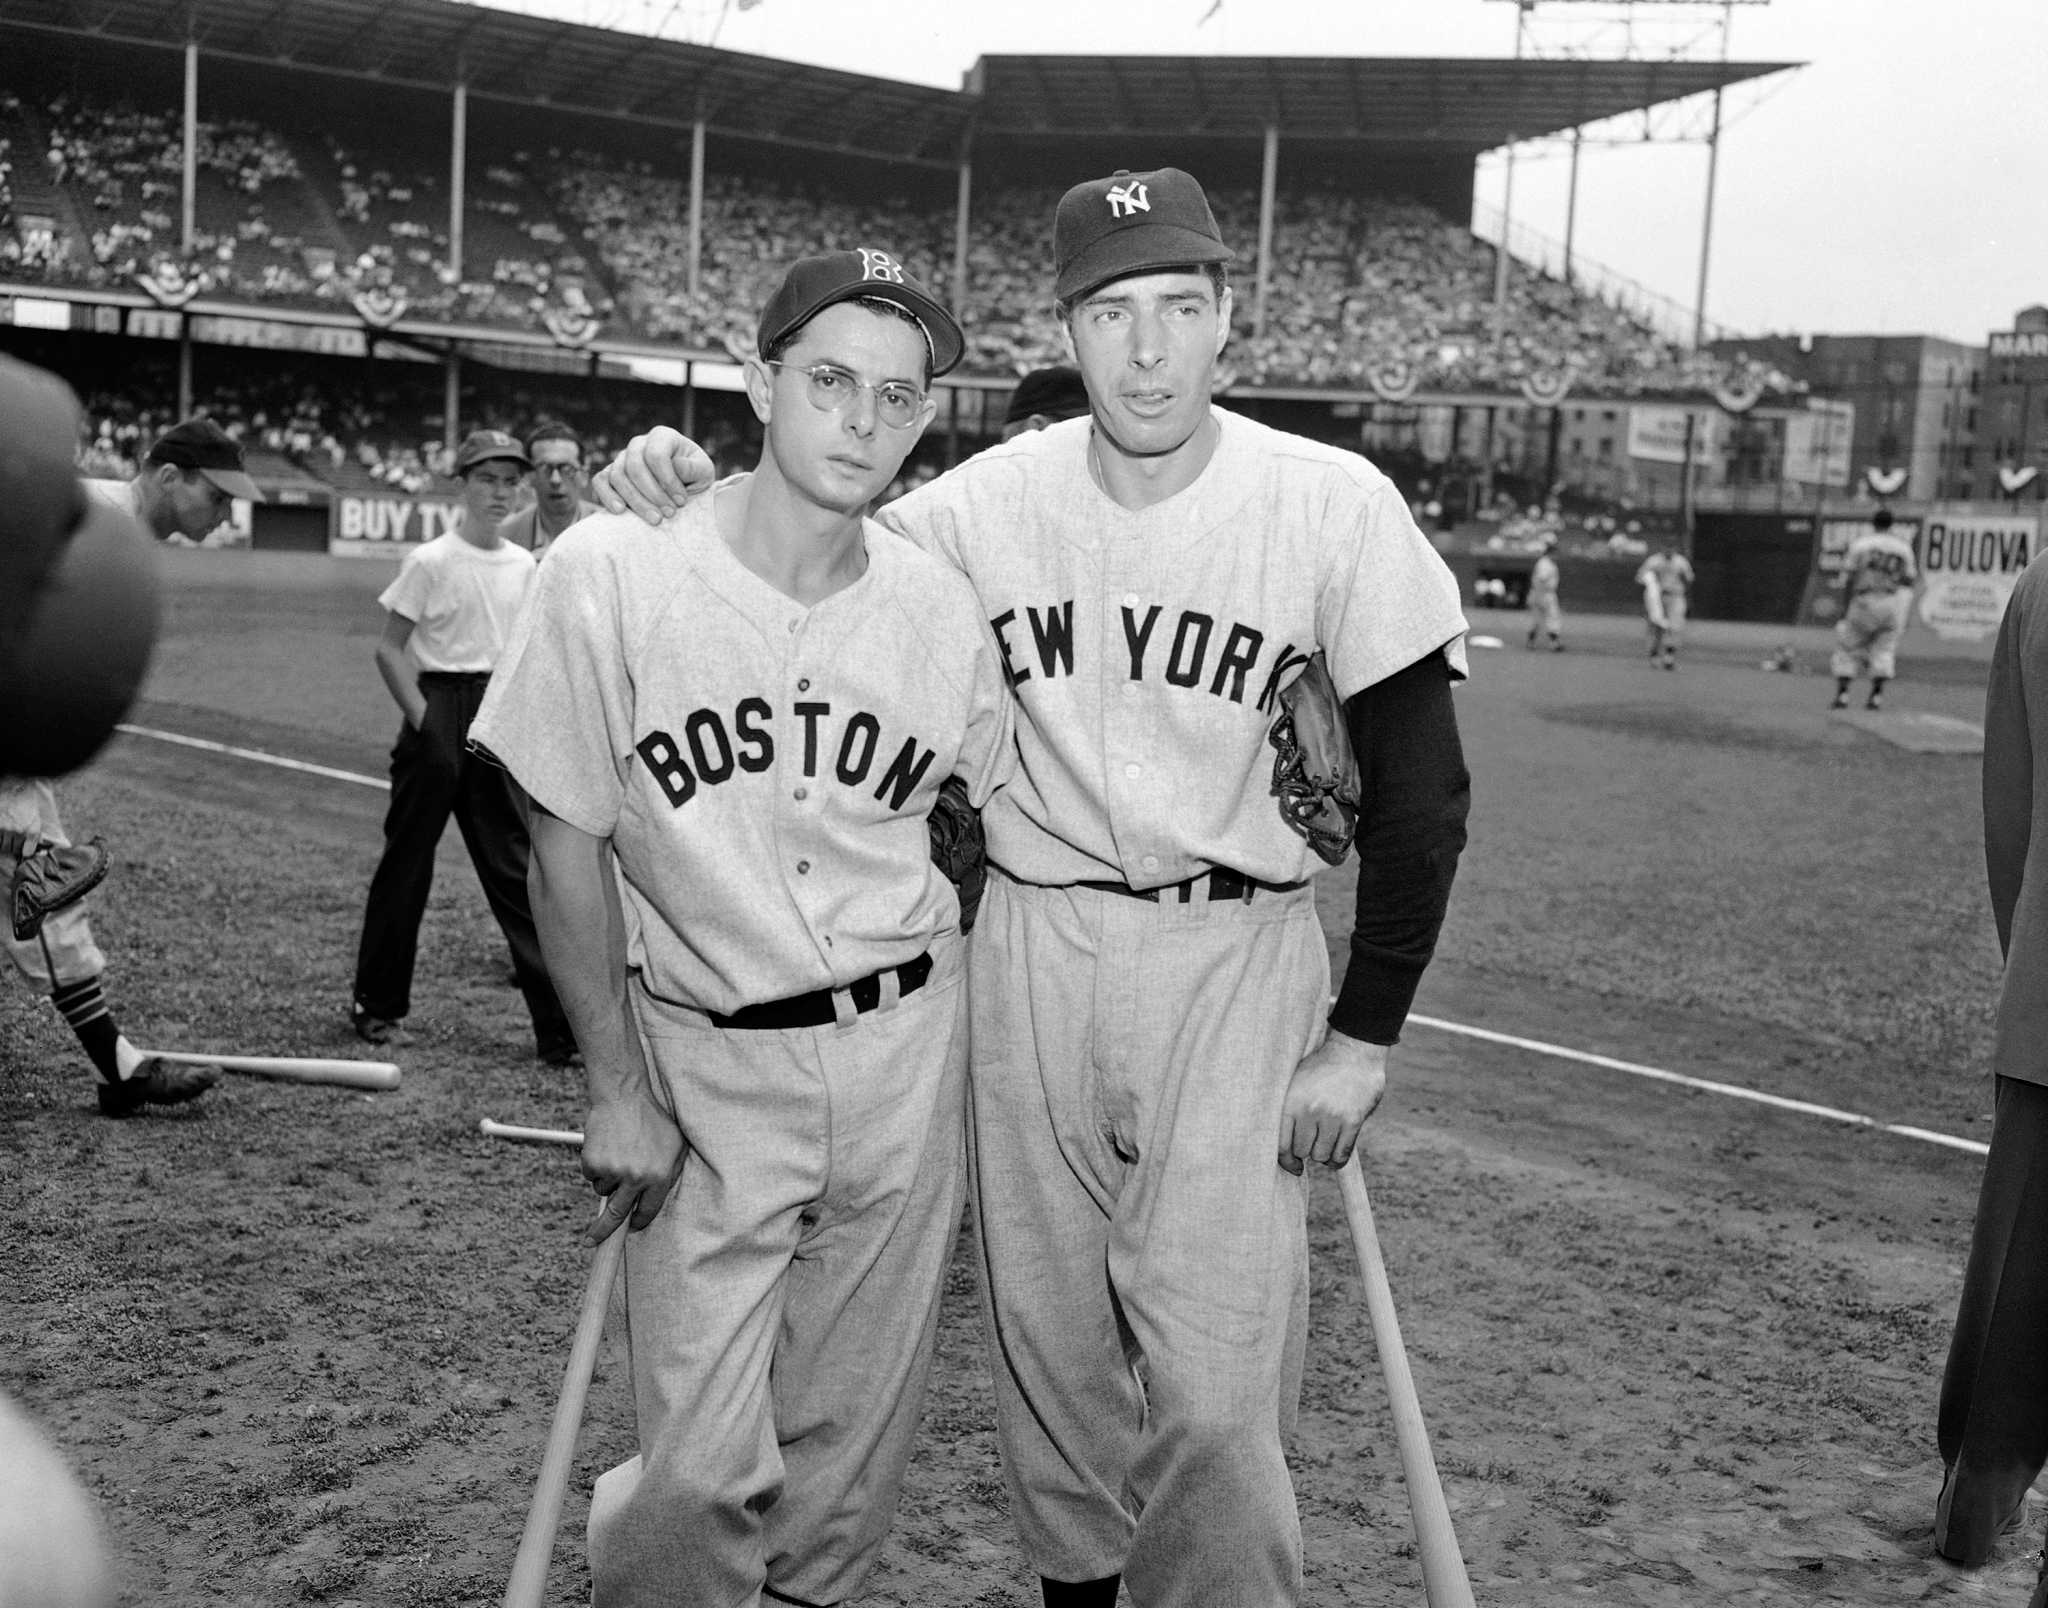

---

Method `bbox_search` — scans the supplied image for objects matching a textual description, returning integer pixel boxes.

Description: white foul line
[1405,1013,1990,1157]
[117,724,389,791]
[116,719,1988,1160]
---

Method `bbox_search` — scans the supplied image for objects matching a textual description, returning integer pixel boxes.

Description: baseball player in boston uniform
[472,251,1013,1608]
[595,168,1473,1608]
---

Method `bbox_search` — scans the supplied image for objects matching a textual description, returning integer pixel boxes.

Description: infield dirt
[1,551,2035,1605]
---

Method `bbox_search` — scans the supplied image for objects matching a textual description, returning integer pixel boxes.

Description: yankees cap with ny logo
[1053,167,1235,303]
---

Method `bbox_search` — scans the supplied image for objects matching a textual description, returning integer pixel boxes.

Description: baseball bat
[502,1225,627,1608]
[480,1117,584,1148]
[1338,1155,1477,1608]
[132,1049,400,1092]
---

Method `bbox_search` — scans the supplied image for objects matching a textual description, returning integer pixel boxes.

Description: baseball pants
[1526,595,1562,639]
[351,672,569,1046]
[1831,593,1910,681]
[1,782,104,989]
[1936,1073,2048,1564]
[967,871,1327,1608]
[589,940,969,1608]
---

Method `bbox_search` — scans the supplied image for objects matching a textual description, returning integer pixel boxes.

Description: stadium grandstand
[0,0,1799,533]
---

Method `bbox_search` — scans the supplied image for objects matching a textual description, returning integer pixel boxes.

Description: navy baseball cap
[145,418,265,503]
[756,249,965,378]
[453,429,532,474]
[1054,167,1235,304]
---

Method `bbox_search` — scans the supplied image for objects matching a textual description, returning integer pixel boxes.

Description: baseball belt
[1074,868,1308,904]
[705,951,934,1030]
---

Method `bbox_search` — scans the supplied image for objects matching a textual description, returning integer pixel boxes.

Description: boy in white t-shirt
[348,430,576,1066]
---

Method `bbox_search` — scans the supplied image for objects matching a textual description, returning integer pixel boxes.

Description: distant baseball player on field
[471,250,1013,1608]
[1526,535,1564,651]
[1636,540,1693,669]
[593,165,1473,1608]
[1830,508,1918,711]
[348,429,577,1066]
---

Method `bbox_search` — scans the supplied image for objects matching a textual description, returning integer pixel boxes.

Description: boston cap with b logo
[1054,167,1235,304]
[756,248,965,378]
[453,429,532,474]
[144,418,265,503]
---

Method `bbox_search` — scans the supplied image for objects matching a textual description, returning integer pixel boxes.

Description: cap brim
[771,281,966,379]
[1055,228,1236,303]
[200,466,265,503]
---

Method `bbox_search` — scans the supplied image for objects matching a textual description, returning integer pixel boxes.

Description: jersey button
[794,786,808,801]
[1142,855,1159,871]
[1123,592,1139,608]
[798,677,811,692]
[1124,762,1141,779]
[797,859,811,874]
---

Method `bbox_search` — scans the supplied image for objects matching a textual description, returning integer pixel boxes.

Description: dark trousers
[352,673,571,1051]
[1936,1073,2048,1564]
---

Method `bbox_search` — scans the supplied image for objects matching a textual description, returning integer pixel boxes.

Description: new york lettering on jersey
[988,594,1314,717]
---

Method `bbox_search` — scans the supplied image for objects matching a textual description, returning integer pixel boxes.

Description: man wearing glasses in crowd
[499,422,598,558]
[471,248,1014,1608]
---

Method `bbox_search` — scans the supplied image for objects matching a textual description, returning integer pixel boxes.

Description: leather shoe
[97,1057,219,1117]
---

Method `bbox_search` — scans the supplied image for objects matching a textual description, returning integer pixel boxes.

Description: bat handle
[1339,1156,1478,1608]
[502,1226,627,1608]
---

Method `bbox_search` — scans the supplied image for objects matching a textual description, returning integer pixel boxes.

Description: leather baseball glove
[1269,651,1361,866]
[927,774,988,934]
[4,829,110,941]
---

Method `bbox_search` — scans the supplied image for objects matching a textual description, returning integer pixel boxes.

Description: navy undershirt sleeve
[1328,647,1471,1045]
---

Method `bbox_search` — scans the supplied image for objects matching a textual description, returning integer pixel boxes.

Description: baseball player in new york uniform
[595,167,1473,1608]
[1831,508,1918,711]
[1635,541,1694,668]
[472,252,1014,1608]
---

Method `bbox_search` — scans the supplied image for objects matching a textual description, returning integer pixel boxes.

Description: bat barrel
[133,1049,400,1091]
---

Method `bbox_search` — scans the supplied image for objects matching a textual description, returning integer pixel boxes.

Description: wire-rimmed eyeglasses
[768,361,928,430]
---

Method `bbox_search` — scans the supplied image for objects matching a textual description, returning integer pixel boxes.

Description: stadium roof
[5,0,1794,165]
[966,55,1792,151]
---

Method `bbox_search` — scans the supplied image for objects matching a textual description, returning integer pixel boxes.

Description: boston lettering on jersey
[634,698,936,811]
[988,597,1312,714]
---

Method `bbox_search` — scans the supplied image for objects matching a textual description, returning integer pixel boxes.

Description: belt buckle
[1208,868,1251,902]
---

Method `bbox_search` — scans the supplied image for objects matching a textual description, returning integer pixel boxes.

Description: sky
[495,0,2045,346]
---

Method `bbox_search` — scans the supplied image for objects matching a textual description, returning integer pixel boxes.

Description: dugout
[1690,512,1818,623]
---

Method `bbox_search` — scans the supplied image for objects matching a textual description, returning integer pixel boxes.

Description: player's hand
[580,1081,686,1243]
[1278,1029,1388,1175]
[590,428,716,522]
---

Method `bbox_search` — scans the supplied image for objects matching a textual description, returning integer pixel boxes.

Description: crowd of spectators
[6,89,1787,402]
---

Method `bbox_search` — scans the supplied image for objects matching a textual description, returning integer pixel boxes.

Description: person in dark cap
[1001,364,1091,441]
[2,374,223,1117]
[590,169,1470,1608]
[85,416,265,546]
[348,427,577,1067]
[471,248,1012,1608]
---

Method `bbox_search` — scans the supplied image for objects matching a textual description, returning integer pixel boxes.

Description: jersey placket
[779,609,838,967]
[1101,533,1173,887]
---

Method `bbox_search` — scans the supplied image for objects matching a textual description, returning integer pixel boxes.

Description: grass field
[0,548,2032,1606]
